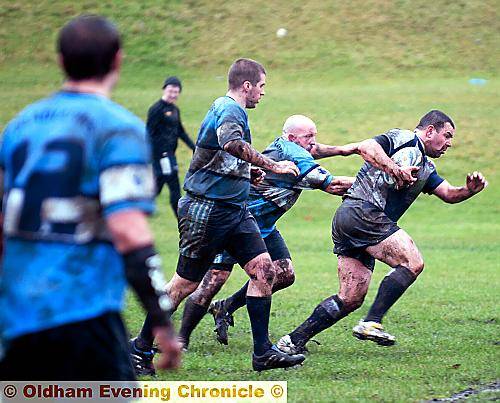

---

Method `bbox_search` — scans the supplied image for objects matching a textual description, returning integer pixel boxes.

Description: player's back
[0,91,153,341]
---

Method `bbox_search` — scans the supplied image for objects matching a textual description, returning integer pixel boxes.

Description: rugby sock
[364,265,416,323]
[224,282,249,314]
[137,314,155,350]
[289,295,346,346]
[246,296,273,356]
[179,298,208,346]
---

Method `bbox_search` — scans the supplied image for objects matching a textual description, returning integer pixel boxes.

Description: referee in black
[147,76,195,218]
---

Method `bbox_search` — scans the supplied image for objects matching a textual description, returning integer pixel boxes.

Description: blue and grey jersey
[0,91,155,340]
[183,96,252,206]
[346,128,444,222]
[248,137,334,237]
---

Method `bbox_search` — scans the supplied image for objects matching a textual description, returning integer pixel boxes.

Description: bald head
[282,115,317,152]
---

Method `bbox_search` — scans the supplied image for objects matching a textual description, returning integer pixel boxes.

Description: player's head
[57,15,122,84]
[283,115,317,152]
[415,110,455,158]
[228,58,266,109]
[162,76,182,103]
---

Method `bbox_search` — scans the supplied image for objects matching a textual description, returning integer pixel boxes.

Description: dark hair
[416,110,455,131]
[228,58,266,90]
[57,15,121,80]
[162,76,182,91]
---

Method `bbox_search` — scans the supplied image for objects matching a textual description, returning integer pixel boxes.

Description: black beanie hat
[162,76,182,91]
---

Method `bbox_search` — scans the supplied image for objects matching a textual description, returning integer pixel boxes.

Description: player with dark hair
[147,76,195,218]
[0,15,181,380]
[177,114,356,348]
[276,110,488,354]
[130,58,307,373]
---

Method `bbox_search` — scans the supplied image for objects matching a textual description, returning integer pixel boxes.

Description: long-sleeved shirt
[146,99,195,160]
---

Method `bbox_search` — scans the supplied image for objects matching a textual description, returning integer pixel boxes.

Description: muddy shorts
[332,198,400,271]
[211,228,291,271]
[176,194,268,282]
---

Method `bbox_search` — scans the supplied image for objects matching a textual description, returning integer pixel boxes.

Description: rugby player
[0,16,181,380]
[177,114,356,348]
[130,59,306,373]
[276,110,488,354]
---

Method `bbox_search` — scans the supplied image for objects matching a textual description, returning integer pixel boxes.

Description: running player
[130,59,306,373]
[276,110,488,354]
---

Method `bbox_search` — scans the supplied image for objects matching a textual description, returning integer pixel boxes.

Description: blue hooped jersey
[248,137,334,237]
[183,96,252,205]
[0,91,155,341]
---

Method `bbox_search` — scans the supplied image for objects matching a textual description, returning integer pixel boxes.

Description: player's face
[163,85,181,103]
[245,74,266,109]
[427,122,454,158]
[289,124,317,152]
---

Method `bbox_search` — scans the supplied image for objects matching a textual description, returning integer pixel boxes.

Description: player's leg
[225,215,305,371]
[130,196,227,375]
[278,255,372,353]
[353,229,423,344]
[165,172,181,219]
[178,262,233,349]
[210,229,295,344]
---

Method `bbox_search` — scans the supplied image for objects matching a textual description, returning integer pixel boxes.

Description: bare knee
[341,294,366,313]
[245,254,276,291]
[166,274,199,310]
[406,255,425,277]
[273,259,295,290]
[190,269,231,307]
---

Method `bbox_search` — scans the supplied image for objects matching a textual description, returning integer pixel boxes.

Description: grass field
[1,0,499,401]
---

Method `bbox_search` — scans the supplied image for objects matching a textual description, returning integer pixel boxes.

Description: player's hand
[394,166,419,189]
[325,176,354,195]
[153,325,182,370]
[466,171,488,194]
[250,167,266,185]
[270,160,300,176]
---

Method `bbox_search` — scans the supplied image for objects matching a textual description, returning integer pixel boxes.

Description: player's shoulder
[213,96,247,119]
[93,97,145,137]
[382,128,417,149]
[277,137,313,160]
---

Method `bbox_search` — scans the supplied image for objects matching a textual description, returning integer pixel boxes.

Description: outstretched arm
[432,171,488,203]
[224,139,300,176]
[311,142,360,159]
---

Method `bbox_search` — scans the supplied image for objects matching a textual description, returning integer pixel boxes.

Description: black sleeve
[373,134,392,154]
[178,115,195,151]
[123,245,172,327]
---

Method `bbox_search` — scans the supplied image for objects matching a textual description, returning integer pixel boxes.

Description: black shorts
[0,312,136,381]
[176,194,267,282]
[332,198,400,271]
[212,228,292,271]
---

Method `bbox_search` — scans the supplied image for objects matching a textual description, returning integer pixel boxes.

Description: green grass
[1,0,499,401]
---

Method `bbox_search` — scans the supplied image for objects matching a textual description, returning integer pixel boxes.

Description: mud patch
[428,380,500,401]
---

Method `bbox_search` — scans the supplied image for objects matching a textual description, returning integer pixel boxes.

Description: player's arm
[432,171,488,203]
[311,142,360,159]
[324,176,355,195]
[218,121,299,176]
[357,139,418,188]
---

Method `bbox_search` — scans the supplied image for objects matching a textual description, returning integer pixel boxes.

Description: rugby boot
[276,335,309,355]
[252,345,306,372]
[129,338,158,376]
[208,300,234,345]
[352,320,396,346]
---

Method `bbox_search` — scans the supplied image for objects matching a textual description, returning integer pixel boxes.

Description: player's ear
[111,49,123,73]
[426,125,435,138]
[242,80,251,92]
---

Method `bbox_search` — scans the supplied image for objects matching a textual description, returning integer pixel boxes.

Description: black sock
[365,265,416,323]
[289,295,345,346]
[246,296,273,356]
[179,298,208,347]
[224,281,249,314]
[136,313,155,350]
